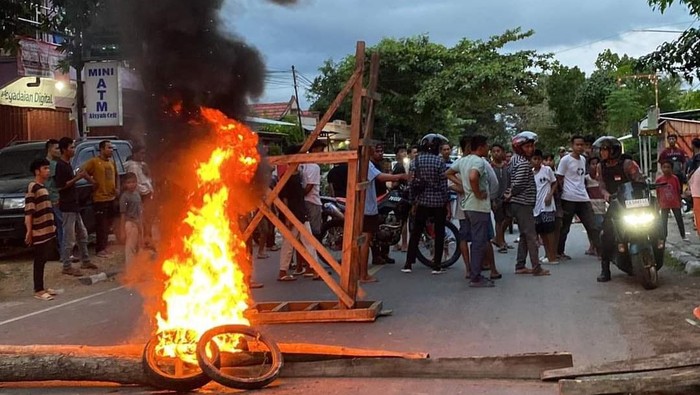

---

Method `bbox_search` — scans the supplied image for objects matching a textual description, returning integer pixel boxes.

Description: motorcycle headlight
[622,212,655,226]
[2,198,25,210]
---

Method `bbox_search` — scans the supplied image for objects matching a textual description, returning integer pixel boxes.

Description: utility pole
[291,65,305,138]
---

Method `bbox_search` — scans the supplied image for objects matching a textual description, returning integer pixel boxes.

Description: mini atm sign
[84,61,123,127]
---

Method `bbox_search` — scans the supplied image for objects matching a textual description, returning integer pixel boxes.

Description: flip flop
[498,247,508,253]
[277,275,296,282]
[490,273,503,280]
[515,268,533,274]
[256,254,270,259]
[533,268,551,276]
[34,292,54,301]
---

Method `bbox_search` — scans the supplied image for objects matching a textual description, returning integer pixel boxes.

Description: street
[0,223,698,394]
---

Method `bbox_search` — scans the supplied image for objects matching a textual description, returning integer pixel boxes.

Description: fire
[154,107,260,362]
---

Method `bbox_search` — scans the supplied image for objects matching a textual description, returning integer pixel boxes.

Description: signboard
[84,61,123,127]
[0,77,55,109]
[17,38,64,78]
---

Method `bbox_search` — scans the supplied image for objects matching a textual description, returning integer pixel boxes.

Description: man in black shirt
[54,137,95,276]
[278,145,320,281]
[327,162,348,198]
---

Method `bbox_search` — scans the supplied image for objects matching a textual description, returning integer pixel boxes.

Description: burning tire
[196,325,283,390]
[142,332,221,392]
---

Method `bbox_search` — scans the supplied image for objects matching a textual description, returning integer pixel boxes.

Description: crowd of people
[26,138,153,301]
[270,129,700,289]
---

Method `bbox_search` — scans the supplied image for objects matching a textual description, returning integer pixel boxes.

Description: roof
[249,96,295,120]
[659,109,700,121]
[246,116,296,126]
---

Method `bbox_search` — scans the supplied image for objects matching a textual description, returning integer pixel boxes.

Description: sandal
[256,254,270,259]
[498,247,508,253]
[559,254,572,261]
[268,245,281,251]
[515,268,533,274]
[533,268,551,276]
[490,273,503,280]
[277,275,296,282]
[46,288,61,295]
[34,292,54,301]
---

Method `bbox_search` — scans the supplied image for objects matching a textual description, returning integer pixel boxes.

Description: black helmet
[419,133,448,155]
[592,136,622,161]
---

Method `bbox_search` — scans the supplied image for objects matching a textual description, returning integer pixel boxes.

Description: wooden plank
[249,301,382,324]
[266,150,357,165]
[339,42,366,303]
[278,353,573,380]
[271,302,289,312]
[242,65,362,242]
[558,366,700,395]
[303,302,320,311]
[258,203,356,308]
[541,349,700,381]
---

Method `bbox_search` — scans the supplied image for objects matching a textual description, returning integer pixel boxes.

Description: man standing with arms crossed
[55,137,94,275]
[83,140,118,258]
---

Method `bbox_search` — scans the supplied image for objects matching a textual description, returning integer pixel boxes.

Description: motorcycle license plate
[625,198,650,208]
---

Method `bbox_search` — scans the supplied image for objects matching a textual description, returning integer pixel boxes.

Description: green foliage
[641,0,700,80]
[678,90,700,109]
[546,64,586,135]
[261,115,306,145]
[307,29,550,148]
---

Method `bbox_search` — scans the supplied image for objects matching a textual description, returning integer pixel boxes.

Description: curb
[666,214,700,275]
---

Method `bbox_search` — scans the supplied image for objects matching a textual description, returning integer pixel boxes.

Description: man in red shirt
[656,160,688,241]
[658,133,688,187]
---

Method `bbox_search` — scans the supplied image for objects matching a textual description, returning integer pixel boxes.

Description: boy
[25,158,59,301]
[657,160,687,241]
[532,150,558,264]
[120,172,143,265]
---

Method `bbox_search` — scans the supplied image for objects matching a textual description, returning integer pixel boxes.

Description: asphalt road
[0,223,658,393]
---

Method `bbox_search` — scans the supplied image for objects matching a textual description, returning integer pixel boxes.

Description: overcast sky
[220,0,694,107]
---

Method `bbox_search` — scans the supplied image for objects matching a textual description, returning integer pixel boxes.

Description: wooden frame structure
[243,42,382,323]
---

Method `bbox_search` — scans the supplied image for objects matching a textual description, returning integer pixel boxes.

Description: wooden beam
[361,88,382,101]
[558,366,700,395]
[542,349,700,381]
[258,203,356,308]
[278,353,573,380]
[249,300,382,324]
[339,42,366,302]
[266,151,358,165]
[242,65,362,242]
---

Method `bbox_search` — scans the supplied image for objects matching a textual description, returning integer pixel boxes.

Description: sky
[219,0,695,108]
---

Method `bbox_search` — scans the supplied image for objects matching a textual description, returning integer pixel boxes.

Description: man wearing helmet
[508,131,550,276]
[593,136,646,282]
[403,133,451,274]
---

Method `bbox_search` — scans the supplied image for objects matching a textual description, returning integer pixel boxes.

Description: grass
[665,250,686,272]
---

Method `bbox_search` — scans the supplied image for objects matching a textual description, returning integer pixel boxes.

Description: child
[120,172,143,265]
[585,157,606,255]
[657,160,687,240]
[25,158,59,301]
[532,150,558,264]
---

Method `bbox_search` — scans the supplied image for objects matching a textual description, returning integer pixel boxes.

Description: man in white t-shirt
[555,135,601,259]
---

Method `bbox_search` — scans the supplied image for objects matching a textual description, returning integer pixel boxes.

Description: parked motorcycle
[610,181,665,290]
[320,190,461,269]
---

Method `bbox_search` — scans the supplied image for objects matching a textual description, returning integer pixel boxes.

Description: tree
[640,0,700,80]
[307,29,550,147]
[545,64,586,135]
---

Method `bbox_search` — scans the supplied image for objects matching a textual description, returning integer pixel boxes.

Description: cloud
[219,0,694,105]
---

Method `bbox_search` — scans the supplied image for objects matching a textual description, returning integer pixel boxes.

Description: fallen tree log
[0,344,571,384]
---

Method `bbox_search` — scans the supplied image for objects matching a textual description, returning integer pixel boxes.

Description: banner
[0,77,55,109]
[84,61,123,127]
[17,38,64,78]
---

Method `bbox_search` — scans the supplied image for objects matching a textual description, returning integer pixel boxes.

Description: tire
[321,219,344,251]
[142,333,220,392]
[631,248,659,290]
[417,221,461,269]
[196,325,283,390]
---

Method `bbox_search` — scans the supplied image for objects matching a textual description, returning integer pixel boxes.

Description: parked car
[0,138,132,243]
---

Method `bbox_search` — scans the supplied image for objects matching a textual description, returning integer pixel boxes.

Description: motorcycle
[320,189,461,269]
[609,181,665,290]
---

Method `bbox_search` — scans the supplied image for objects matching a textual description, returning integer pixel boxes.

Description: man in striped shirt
[508,132,550,276]
[25,158,58,301]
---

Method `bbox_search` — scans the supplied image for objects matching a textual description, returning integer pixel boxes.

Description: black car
[0,138,132,243]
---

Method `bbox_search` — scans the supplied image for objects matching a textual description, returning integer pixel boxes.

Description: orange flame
[154,107,260,362]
